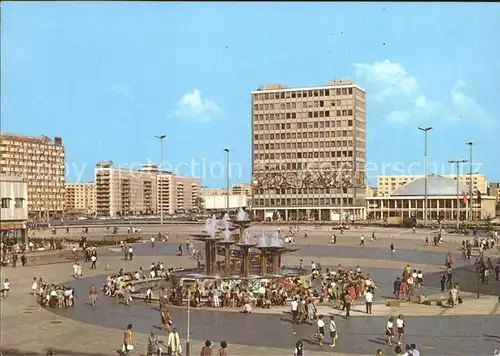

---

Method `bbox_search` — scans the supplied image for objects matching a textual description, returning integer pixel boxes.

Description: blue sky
[2,2,499,187]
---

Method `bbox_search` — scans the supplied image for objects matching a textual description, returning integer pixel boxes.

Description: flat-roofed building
[95,161,200,217]
[0,175,28,242]
[64,183,96,216]
[251,80,367,221]
[0,133,65,219]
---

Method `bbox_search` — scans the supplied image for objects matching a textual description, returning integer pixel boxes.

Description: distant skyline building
[94,161,199,217]
[377,174,488,197]
[64,182,96,216]
[251,80,367,221]
[0,133,65,219]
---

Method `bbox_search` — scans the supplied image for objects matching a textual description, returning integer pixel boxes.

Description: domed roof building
[392,175,469,197]
[367,174,496,222]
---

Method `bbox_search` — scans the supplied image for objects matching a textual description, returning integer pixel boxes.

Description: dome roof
[392,175,469,197]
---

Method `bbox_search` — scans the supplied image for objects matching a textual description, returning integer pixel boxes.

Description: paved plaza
[2,224,499,355]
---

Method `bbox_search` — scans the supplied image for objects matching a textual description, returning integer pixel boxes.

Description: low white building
[203,194,247,210]
[1,175,28,243]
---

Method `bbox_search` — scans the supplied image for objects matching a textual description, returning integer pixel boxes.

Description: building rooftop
[392,175,469,197]
[251,80,365,93]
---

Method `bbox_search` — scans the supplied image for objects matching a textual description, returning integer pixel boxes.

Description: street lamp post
[465,142,474,222]
[223,149,231,215]
[155,135,166,225]
[186,289,191,356]
[448,159,468,230]
[418,127,432,226]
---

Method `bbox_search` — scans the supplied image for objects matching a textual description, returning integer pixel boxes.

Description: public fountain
[171,209,306,285]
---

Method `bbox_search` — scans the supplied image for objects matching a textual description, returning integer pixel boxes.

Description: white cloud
[109,83,134,100]
[172,89,222,122]
[353,59,490,124]
[450,79,490,122]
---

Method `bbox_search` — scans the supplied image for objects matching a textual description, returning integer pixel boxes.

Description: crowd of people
[29,277,76,308]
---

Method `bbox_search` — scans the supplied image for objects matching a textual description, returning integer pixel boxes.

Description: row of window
[1,197,25,209]
[255,139,357,150]
[253,197,355,207]
[254,150,356,161]
[253,87,357,101]
[254,188,355,195]
[253,108,357,121]
[255,150,366,161]
[254,129,356,141]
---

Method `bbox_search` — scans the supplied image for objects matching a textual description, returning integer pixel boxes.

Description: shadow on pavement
[1,349,109,356]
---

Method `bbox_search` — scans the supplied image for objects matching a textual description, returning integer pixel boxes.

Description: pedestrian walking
[122,324,134,355]
[89,284,98,307]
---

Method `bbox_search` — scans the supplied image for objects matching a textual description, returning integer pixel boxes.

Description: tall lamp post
[418,126,432,226]
[155,135,166,225]
[449,159,468,230]
[223,149,231,215]
[465,142,474,222]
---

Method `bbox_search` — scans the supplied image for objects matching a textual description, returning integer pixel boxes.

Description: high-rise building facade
[64,183,96,216]
[251,80,367,221]
[0,133,65,219]
[95,161,200,217]
[377,174,488,197]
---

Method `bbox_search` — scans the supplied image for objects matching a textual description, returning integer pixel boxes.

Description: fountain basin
[170,266,309,281]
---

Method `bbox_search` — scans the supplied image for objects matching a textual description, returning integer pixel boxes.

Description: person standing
[343,292,351,319]
[90,253,97,269]
[200,340,212,356]
[316,314,325,346]
[293,340,304,356]
[360,235,365,246]
[128,246,134,261]
[393,278,401,299]
[218,341,228,356]
[147,331,160,356]
[151,236,155,248]
[396,314,405,345]
[440,273,446,291]
[89,284,98,307]
[385,316,394,346]
[2,278,10,298]
[365,288,373,314]
[328,315,337,347]
[123,324,134,355]
[167,328,181,356]
[390,243,395,254]
[161,307,171,332]
[290,298,299,323]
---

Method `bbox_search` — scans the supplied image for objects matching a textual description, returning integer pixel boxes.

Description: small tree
[195,197,205,212]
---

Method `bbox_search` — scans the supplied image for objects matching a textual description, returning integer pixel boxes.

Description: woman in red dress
[161,307,171,332]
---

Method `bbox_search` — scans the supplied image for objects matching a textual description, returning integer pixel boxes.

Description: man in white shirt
[328,316,337,347]
[360,235,365,246]
[365,290,373,314]
[411,343,420,356]
[151,236,155,248]
[290,298,299,323]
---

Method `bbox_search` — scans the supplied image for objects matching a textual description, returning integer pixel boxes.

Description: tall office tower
[251,80,367,221]
[0,133,65,219]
